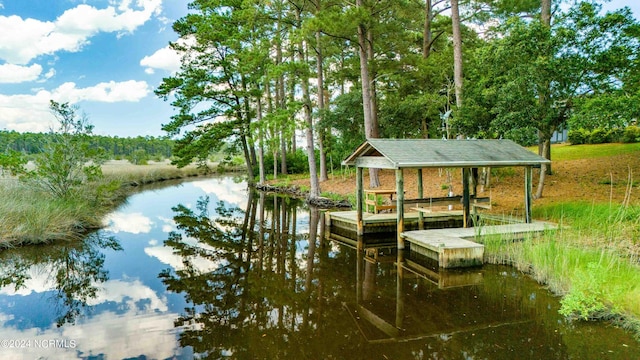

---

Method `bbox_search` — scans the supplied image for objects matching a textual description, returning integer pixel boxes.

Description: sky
[0,1,638,138]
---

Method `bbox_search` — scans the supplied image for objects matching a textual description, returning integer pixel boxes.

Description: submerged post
[396,169,405,249]
[524,166,532,223]
[356,166,364,235]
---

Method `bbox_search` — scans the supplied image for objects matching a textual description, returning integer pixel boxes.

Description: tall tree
[292,1,321,199]
[451,0,464,110]
[460,1,640,198]
[156,0,268,181]
[356,0,381,188]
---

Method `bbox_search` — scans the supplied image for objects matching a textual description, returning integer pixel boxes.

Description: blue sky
[0,0,188,137]
[0,1,638,137]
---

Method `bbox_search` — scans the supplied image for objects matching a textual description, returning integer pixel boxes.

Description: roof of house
[342,139,551,169]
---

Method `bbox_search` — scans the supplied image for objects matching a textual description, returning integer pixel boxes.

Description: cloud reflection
[0,277,182,359]
[191,178,247,208]
[104,212,153,234]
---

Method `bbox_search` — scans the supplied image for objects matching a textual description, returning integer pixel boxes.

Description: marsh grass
[483,202,640,335]
[0,181,102,245]
[0,162,205,246]
[102,161,201,185]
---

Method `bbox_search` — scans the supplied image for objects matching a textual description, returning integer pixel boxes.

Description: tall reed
[483,202,640,335]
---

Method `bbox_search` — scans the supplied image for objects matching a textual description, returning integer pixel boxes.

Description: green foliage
[23,101,106,199]
[0,150,26,176]
[263,149,309,175]
[605,128,624,143]
[549,142,640,160]
[487,201,640,324]
[569,93,640,131]
[588,128,608,144]
[461,2,640,147]
[126,148,149,165]
[570,127,638,145]
[622,126,640,143]
[568,129,589,145]
[503,127,538,146]
[0,130,173,159]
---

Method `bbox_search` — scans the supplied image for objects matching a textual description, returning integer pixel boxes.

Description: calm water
[0,176,638,359]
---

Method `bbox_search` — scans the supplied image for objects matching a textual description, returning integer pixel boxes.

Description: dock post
[524,166,532,223]
[396,169,405,249]
[462,168,471,228]
[417,168,424,230]
[356,166,364,235]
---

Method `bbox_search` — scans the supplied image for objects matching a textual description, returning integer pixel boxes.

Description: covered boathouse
[337,138,552,267]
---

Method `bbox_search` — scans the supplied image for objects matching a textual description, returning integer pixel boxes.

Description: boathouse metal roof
[342,139,550,169]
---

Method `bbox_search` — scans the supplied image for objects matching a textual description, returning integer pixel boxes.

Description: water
[0,176,637,359]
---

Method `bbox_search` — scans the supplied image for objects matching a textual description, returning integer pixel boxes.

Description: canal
[0,176,637,359]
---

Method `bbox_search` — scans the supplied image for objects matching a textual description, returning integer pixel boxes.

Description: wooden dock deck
[402,222,557,268]
[326,210,464,235]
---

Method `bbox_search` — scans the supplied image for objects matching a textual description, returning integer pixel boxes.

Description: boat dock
[401,222,556,268]
[326,210,464,234]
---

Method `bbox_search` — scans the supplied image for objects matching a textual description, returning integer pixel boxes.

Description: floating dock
[402,222,556,268]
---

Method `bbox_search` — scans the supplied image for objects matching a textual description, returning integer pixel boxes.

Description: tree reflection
[161,189,620,360]
[161,191,370,359]
[0,233,121,327]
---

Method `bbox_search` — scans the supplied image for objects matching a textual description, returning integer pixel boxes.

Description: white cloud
[0,0,163,64]
[104,211,153,234]
[52,80,150,103]
[0,80,150,132]
[0,63,42,83]
[140,46,181,74]
[140,37,195,74]
[44,68,56,80]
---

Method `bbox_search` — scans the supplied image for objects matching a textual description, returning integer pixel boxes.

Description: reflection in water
[0,177,637,359]
[0,233,121,327]
[162,190,639,359]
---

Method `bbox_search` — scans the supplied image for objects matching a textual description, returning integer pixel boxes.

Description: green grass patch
[485,201,640,334]
[527,143,640,161]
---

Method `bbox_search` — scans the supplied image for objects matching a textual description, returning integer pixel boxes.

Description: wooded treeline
[157,0,640,199]
[0,130,174,159]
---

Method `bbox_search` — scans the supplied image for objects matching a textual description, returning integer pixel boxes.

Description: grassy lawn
[528,142,640,161]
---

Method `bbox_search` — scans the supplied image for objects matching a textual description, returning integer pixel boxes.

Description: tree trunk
[257,96,266,184]
[296,8,320,199]
[541,0,551,27]
[276,12,287,176]
[540,0,552,175]
[356,0,380,188]
[535,137,550,199]
[316,25,328,182]
[451,0,464,109]
[423,0,432,58]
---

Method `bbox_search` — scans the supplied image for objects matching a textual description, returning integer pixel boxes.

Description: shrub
[23,101,106,199]
[588,128,608,144]
[605,128,624,143]
[622,126,640,143]
[263,149,310,174]
[568,128,589,145]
